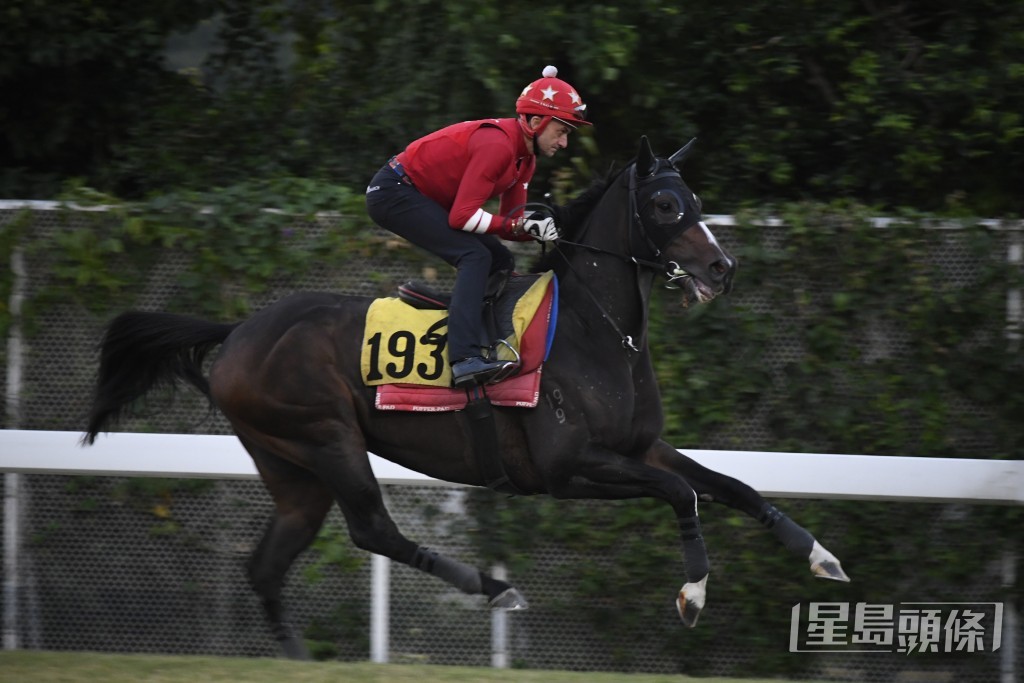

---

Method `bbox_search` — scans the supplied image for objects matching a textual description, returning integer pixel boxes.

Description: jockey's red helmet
[516,65,591,138]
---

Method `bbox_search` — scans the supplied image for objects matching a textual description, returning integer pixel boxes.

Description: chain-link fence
[2,204,1019,680]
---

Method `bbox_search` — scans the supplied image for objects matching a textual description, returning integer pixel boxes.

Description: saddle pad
[375,365,543,412]
[361,271,556,387]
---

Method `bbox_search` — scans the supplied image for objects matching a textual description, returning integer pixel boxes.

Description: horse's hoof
[809,540,851,582]
[278,636,312,660]
[675,575,707,628]
[490,587,529,610]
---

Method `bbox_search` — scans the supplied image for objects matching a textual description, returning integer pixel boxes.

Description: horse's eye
[657,201,673,212]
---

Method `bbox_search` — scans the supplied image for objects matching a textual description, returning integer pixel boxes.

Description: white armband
[459,208,494,234]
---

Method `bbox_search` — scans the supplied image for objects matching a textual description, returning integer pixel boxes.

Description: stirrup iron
[486,340,522,384]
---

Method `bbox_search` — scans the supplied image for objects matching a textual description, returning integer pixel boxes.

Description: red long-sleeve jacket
[395,118,536,240]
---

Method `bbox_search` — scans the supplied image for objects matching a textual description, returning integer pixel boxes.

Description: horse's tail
[83,311,239,445]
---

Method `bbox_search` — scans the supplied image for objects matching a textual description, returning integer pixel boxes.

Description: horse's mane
[530,164,624,273]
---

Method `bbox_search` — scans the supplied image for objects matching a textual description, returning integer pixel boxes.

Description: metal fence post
[3,246,26,651]
[370,554,390,663]
[491,563,509,668]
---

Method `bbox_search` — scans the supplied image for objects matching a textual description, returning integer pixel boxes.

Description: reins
[550,242,645,352]
[553,238,665,272]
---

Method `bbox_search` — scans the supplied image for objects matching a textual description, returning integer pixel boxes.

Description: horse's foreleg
[544,448,709,627]
[646,441,850,582]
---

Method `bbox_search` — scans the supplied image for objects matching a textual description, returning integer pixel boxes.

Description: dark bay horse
[83,137,848,659]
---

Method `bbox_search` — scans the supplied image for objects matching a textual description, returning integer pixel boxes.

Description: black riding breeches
[365,164,514,362]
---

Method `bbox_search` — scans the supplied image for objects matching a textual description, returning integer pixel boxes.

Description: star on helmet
[541,86,558,101]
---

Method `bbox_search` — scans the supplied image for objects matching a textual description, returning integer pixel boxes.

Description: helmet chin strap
[518,114,552,144]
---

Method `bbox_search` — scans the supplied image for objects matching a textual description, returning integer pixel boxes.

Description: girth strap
[462,390,525,495]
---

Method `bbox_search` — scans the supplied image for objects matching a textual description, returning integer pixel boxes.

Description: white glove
[523,215,559,242]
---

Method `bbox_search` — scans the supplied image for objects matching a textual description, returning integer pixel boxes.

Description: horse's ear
[637,136,656,177]
[668,137,698,167]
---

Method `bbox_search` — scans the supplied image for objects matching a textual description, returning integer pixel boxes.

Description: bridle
[537,153,703,352]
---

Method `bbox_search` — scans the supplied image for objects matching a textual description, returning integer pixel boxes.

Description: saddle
[397,270,543,363]
[360,271,558,406]
[371,272,558,495]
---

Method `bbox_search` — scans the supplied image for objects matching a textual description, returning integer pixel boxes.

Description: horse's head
[631,136,737,306]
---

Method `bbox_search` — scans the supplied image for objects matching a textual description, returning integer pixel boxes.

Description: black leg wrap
[411,546,483,595]
[759,503,814,557]
[757,502,784,527]
[679,517,709,580]
[480,572,512,601]
[682,535,709,581]
[411,546,437,572]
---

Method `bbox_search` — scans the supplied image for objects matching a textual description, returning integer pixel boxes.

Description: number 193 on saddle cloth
[360,272,558,411]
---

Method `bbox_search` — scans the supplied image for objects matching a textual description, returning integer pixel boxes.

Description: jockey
[366,65,591,388]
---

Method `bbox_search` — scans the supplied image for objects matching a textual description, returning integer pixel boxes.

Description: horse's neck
[561,207,655,348]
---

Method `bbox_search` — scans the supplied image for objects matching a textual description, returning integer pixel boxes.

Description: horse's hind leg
[306,432,528,611]
[646,441,850,582]
[242,439,334,660]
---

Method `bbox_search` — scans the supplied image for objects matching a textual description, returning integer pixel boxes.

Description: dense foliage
[3,1,1023,214]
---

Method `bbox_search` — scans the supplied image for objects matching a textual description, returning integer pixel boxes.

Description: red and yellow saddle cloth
[360,271,558,411]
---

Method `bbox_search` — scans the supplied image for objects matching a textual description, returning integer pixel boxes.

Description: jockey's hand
[523,214,559,242]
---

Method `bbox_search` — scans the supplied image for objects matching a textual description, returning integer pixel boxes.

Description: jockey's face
[531,118,572,158]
